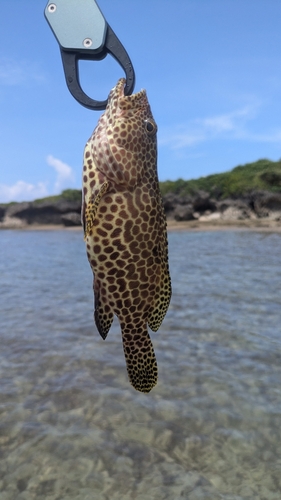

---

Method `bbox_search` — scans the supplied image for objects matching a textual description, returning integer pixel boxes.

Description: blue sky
[1,0,281,202]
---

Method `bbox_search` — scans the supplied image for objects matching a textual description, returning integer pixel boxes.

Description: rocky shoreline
[0,190,281,230]
[0,199,82,229]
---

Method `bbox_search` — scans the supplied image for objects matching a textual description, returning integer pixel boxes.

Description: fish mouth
[113,78,147,107]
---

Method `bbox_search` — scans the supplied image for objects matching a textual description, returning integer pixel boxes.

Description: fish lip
[115,78,146,102]
[106,78,148,120]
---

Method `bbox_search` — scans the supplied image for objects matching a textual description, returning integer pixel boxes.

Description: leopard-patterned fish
[82,78,171,393]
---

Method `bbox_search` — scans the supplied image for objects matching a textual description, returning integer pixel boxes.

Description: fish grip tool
[44,0,135,110]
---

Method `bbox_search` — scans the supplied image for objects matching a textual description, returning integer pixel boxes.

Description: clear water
[0,229,281,500]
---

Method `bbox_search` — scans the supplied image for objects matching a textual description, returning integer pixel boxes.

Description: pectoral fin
[84,181,109,239]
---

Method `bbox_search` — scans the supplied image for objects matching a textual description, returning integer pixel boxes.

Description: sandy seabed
[1,224,281,499]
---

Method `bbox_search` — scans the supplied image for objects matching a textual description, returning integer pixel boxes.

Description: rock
[5,202,31,219]
[199,212,221,222]
[0,205,6,222]
[266,211,281,221]
[192,212,201,219]
[192,191,217,213]
[0,188,280,227]
[221,207,250,220]
[3,200,81,225]
[174,205,195,221]
[162,193,194,215]
[252,192,281,217]
[163,191,219,222]
[162,193,178,213]
[0,216,26,228]
[218,198,253,220]
[61,212,82,226]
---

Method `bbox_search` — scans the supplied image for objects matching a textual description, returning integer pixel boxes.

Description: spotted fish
[82,78,171,393]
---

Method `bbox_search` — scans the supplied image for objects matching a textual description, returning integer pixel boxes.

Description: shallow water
[0,229,281,500]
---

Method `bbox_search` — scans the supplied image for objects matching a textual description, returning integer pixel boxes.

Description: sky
[1,0,281,202]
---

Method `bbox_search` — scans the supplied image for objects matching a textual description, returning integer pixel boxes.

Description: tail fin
[121,323,158,393]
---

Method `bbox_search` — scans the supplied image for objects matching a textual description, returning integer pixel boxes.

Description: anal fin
[94,285,114,340]
[94,305,114,340]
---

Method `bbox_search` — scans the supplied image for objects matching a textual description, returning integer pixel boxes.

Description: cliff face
[2,159,281,228]
[0,199,82,228]
[0,190,281,228]
[163,190,281,223]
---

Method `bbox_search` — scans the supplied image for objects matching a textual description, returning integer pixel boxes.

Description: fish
[82,78,171,393]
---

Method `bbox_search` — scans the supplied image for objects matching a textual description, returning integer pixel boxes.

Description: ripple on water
[0,229,281,499]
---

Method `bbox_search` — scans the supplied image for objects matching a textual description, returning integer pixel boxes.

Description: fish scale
[82,78,171,392]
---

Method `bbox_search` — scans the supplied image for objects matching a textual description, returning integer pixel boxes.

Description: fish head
[91,78,158,188]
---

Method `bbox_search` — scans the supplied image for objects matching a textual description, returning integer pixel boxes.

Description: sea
[0,228,281,500]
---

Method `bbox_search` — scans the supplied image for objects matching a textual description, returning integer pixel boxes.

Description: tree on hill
[159,159,281,199]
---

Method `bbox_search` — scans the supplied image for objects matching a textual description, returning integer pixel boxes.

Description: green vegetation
[159,159,281,199]
[2,159,281,206]
[33,189,82,204]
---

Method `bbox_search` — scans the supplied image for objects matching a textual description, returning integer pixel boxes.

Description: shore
[166,218,281,232]
[1,188,281,233]
[1,218,281,233]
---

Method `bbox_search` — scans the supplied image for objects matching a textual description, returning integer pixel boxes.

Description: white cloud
[201,112,241,134]
[0,156,76,203]
[0,181,48,203]
[159,131,204,149]
[46,155,75,193]
[159,105,260,150]
[199,106,258,139]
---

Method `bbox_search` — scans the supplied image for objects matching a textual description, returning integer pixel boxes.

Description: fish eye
[144,120,157,135]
